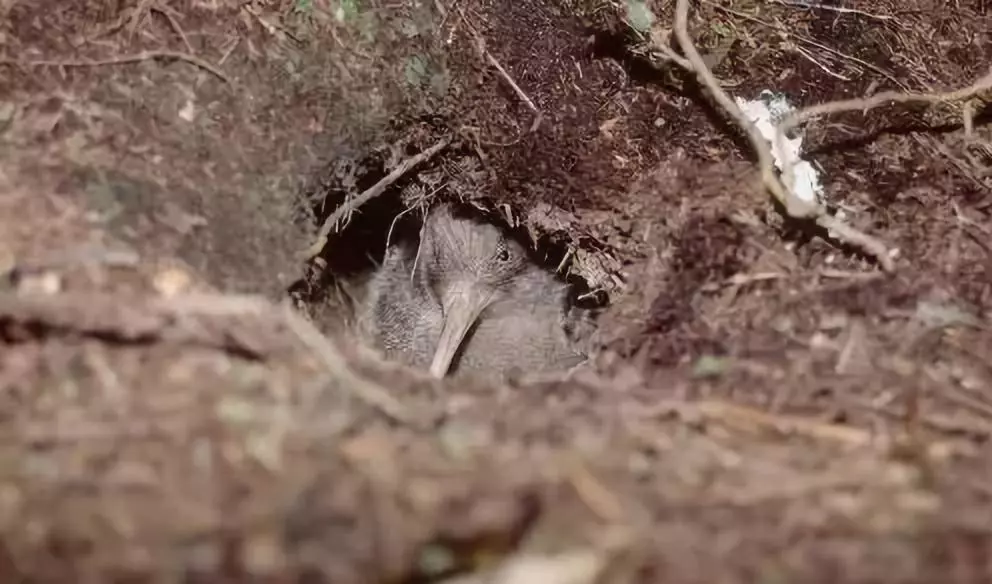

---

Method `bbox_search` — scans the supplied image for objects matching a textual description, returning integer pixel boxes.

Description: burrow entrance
[285,141,611,375]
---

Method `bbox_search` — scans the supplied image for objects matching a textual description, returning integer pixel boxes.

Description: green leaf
[692,355,732,378]
[404,54,429,87]
[335,0,358,22]
[626,0,655,33]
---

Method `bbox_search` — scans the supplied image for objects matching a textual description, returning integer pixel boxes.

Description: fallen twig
[3,50,230,83]
[778,69,992,136]
[485,50,544,132]
[302,136,451,260]
[672,0,896,269]
[671,2,990,270]
[457,6,544,132]
[671,0,813,220]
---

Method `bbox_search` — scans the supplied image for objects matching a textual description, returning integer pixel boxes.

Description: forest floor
[1,0,991,582]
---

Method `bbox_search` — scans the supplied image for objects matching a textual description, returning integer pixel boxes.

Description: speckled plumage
[358,205,585,380]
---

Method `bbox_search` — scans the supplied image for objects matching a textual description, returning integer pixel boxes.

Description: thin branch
[793,45,850,81]
[4,50,230,83]
[671,0,813,220]
[672,0,897,270]
[302,136,451,260]
[779,69,992,135]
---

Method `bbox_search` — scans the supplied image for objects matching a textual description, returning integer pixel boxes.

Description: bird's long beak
[429,282,493,378]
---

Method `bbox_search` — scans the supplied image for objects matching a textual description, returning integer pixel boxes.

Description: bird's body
[358,205,585,380]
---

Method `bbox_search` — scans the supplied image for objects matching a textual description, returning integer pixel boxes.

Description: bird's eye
[495,241,510,262]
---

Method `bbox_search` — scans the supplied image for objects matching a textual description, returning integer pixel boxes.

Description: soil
[1,0,992,582]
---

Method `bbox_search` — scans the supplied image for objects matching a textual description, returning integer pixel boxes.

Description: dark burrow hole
[286,147,607,349]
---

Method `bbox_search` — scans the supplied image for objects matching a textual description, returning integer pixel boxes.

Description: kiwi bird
[358,205,585,380]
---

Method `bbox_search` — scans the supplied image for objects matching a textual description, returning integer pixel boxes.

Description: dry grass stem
[126,0,156,40]
[793,45,850,81]
[773,0,896,21]
[303,136,452,260]
[691,400,875,445]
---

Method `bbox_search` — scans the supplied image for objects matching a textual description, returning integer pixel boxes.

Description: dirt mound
[1,0,992,582]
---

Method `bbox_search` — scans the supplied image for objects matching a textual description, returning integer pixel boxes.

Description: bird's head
[416,205,529,377]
